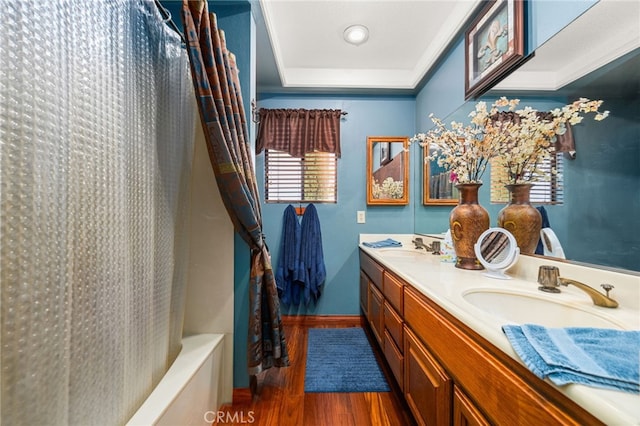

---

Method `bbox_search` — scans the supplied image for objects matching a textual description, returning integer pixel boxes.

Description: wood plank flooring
[215,315,416,426]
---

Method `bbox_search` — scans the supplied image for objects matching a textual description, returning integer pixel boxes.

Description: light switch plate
[357,211,366,224]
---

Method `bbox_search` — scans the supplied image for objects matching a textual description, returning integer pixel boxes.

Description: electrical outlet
[357,210,366,224]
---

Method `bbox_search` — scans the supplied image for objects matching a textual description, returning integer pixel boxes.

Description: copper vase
[498,183,542,254]
[449,183,489,270]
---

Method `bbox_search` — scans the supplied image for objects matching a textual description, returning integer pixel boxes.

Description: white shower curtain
[0,0,195,424]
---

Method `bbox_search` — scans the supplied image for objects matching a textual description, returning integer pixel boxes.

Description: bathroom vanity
[359,234,640,426]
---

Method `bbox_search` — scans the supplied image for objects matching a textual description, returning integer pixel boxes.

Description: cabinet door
[453,386,490,426]
[360,271,369,316]
[404,326,452,426]
[384,330,404,391]
[368,283,384,347]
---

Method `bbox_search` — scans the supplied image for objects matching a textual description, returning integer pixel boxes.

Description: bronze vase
[449,183,490,270]
[498,183,542,254]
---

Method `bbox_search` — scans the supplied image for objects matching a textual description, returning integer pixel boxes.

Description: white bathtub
[127,334,225,426]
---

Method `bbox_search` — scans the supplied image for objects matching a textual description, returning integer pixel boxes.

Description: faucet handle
[538,265,561,293]
[600,283,614,297]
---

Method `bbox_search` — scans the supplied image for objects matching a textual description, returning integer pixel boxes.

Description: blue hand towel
[362,238,403,248]
[503,324,640,393]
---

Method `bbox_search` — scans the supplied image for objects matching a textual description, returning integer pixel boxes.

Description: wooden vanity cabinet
[359,249,603,426]
[404,285,602,426]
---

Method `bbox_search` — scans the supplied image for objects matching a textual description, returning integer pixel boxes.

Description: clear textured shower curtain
[0,1,195,424]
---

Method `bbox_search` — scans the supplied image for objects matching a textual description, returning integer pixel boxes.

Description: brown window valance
[256,108,343,158]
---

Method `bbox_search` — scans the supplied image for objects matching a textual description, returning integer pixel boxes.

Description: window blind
[265,149,337,203]
[491,153,564,204]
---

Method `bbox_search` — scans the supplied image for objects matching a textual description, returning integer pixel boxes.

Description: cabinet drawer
[383,271,403,314]
[360,250,383,291]
[384,330,404,391]
[384,301,403,352]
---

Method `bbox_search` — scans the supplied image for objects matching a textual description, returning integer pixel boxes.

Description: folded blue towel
[362,238,403,248]
[503,324,640,393]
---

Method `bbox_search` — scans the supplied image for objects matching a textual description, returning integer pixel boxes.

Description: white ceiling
[255,0,640,95]
[256,0,482,93]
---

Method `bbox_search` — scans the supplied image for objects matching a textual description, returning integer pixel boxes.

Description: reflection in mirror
[414,1,640,272]
[474,227,519,279]
[423,144,458,205]
[367,136,409,205]
[540,228,566,259]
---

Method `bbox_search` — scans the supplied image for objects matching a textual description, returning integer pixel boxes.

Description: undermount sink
[462,289,626,329]
[376,248,429,259]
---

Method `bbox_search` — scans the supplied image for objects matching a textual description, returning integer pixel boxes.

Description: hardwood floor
[215,315,416,426]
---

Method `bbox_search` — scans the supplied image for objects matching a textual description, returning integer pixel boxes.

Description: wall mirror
[414,1,640,272]
[423,144,458,205]
[367,136,409,205]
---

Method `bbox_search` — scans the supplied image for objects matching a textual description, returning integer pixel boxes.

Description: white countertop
[359,234,640,426]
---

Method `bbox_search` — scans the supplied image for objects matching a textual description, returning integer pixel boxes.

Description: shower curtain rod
[154,0,186,44]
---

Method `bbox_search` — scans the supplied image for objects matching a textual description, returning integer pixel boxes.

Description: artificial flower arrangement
[412,97,609,185]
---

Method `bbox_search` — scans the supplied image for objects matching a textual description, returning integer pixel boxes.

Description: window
[265,149,337,203]
[490,153,564,204]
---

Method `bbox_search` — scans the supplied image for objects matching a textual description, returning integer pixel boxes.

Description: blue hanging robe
[535,206,551,255]
[275,205,304,305]
[299,204,326,305]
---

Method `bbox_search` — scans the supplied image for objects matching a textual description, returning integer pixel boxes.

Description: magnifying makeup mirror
[474,227,520,279]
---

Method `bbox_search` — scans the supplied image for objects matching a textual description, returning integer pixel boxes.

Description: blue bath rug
[304,327,390,393]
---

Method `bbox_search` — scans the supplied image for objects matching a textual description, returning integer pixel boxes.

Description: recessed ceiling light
[343,24,369,46]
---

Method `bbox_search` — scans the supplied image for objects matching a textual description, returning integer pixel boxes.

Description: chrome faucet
[537,265,618,308]
[412,237,430,251]
[412,237,441,254]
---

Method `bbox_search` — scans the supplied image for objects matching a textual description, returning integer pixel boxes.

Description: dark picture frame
[465,0,525,100]
[380,142,391,166]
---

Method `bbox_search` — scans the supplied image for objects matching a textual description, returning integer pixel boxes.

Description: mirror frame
[366,136,410,205]
[423,144,458,205]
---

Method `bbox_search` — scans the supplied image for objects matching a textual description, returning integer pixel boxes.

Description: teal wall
[257,94,416,315]
[554,97,640,270]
